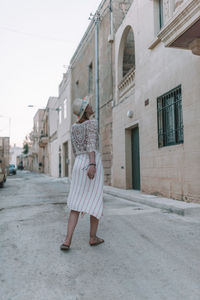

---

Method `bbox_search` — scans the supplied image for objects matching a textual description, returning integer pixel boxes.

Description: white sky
[0,0,101,147]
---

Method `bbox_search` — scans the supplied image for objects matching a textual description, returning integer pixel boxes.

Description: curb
[103,186,200,217]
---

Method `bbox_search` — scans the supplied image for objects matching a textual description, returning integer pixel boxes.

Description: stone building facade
[10,144,23,166]
[0,137,10,167]
[112,0,200,202]
[28,109,46,173]
[26,0,200,203]
[47,97,59,177]
[56,70,72,178]
[47,70,72,178]
[69,0,133,185]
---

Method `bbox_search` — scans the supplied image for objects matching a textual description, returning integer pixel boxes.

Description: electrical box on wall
[108,34,114,43]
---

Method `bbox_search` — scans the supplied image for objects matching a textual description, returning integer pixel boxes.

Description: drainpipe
[108,0,114,105]
[94,11,100,133]
[109,0,113,38]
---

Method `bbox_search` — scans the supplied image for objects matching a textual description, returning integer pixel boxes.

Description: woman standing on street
[60,98,104,251]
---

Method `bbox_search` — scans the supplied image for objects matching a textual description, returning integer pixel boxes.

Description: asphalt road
[0,171,200,300]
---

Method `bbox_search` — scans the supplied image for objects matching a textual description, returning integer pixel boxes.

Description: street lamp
[27,105,61,112]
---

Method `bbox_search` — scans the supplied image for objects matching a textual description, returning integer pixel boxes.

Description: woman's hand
[87,165,96,179]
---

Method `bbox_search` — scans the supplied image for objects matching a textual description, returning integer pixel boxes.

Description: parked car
[0,159,7,188]
[9,164,17,175]
[17,161,24,170]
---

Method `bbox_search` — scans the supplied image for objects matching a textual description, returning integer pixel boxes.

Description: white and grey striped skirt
[66,150,104,220]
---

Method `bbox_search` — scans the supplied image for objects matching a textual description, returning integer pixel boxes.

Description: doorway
[63,142,69,177]
[59,146,61,177]
[131,126,140,190]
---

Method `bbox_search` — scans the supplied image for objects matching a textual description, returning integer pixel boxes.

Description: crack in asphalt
[0,202,67,211]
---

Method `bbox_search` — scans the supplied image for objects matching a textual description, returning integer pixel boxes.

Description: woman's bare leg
[89,215,104,245]
[63,210,80,246]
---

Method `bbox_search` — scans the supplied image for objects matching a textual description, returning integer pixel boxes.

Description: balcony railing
[118,67,135,98]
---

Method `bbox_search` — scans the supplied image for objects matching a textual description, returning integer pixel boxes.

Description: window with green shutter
[157,85,184,148]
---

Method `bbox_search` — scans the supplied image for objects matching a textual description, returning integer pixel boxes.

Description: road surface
[0,171,200,300]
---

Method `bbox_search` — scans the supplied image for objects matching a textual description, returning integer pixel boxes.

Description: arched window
[122,27,135,77]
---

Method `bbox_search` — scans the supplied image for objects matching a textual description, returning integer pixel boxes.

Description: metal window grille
[157,85,184,148]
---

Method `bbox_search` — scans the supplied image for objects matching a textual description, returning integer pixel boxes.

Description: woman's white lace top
[71,119,99,157]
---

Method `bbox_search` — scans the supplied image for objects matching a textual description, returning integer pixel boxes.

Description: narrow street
[0,171,200,300]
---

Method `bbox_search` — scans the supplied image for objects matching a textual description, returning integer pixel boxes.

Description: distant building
[47,96,59,177]
[0,137,10,167]
[56,70,72,178]
[28,109,46,172]
[10,144,23,166]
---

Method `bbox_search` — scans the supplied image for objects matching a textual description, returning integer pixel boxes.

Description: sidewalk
[103,185,200,217]
[48,175,200,217]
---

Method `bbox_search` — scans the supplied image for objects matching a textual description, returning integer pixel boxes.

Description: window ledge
[148,36,161,50]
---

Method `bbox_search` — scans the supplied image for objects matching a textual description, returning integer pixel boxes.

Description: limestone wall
[112,0,200,202]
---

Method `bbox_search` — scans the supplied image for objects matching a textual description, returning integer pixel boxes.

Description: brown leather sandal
[60,243,70,251]
[89,237,104,246]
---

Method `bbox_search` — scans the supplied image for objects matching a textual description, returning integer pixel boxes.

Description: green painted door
[59,152,61,178]
[131,127,141,190]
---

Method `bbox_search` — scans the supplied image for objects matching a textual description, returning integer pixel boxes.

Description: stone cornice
[157,0,200,46]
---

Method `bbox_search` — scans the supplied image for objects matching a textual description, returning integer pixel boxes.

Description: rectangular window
[64,99,67,119]
[88,63,93,94]
[154,0,164,34]
[157,85,184,148]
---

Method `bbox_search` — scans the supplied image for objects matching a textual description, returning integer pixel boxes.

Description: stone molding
[157,0,200,47]
[175,0,185,9]
[189,38,200,55]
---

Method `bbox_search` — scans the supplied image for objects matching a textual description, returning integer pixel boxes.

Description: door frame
[58,146,61,178]
[63,141,69,177]
[125,121,141,189]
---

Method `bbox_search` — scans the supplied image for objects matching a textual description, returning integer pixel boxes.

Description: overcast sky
[0,0,101,148]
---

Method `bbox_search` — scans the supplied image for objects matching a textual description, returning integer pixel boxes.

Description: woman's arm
[88,151,96,164]
[87,151,96,179]
[86,120,97,179]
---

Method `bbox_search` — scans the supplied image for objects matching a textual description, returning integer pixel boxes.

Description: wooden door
[131,127,140,190]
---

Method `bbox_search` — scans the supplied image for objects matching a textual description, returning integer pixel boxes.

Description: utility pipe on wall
[110,0,113,38]
[94,11,100,133]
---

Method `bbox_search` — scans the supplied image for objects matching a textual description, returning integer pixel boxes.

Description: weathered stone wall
[57,71,72,178]
[69,0,133,185]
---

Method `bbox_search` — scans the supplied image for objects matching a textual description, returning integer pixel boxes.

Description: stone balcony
[118,67,135,99]
[29,131,40,141]
[158,0,200,56]
[39,135,49,148]
[29,145,38,155]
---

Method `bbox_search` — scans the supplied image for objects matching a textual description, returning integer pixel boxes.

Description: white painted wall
[112,0,200,202]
